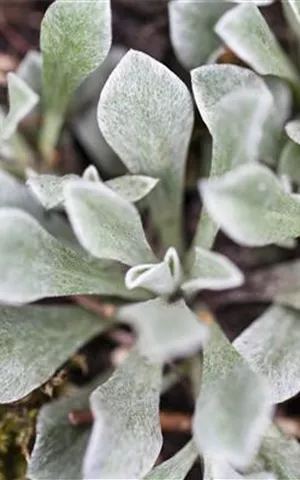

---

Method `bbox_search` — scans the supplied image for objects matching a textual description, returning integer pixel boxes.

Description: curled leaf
[145,440,198,480]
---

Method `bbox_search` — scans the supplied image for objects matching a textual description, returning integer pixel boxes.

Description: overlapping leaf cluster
[0,0,300,478]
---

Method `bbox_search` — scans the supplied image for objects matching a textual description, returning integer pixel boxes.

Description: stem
[191,208,218,251]
[39,110,64,165]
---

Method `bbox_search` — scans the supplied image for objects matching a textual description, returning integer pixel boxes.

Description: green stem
[192,208,218,251]
[39,111,64,165]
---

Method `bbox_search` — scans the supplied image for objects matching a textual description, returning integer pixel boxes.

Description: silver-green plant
[0,0,300,478]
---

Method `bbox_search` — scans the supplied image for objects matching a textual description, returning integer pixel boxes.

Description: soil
[0,1,299,479]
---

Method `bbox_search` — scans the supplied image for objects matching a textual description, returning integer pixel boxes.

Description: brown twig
[159,411,192,433]
[71,295,116,319]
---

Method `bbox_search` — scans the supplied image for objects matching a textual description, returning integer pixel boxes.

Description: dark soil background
[0,1,299,479]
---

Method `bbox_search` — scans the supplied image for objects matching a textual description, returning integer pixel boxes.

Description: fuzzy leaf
[145,440,198,480]
[200,163,300,247]
[83,350,162,479]
[118,298,209,363]
[28,173,78,209]
[0,208,139,304]
[17,50,42,95]
[0,170,74,245]
[191,64,273,249]
[215,4,299,87]
[125,247,181,297]
[252,427,300,479]
[98,49,194,251]
[204,457,274,480]
[168,1,231,70]
[191,64,273,178]
[64,181,155,265]
[0,305,109,403]
[182,246,244,296]
[106,175,159,203]
[28,375,109,480]
[193,322,272,469]
[234,305,300,403]
[1,73,38,140]
[286,118,300,144]
[40,0,111,156]
[278,139,300,184]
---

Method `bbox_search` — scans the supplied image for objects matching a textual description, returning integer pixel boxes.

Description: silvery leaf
[215,4,299,88]
[0,208,140,304]
[83,350,162,479]
[204,457,274,480]
[182,246,244,296]
[28,172,158,210]
[0,169,74,245]
[0,305,109,403]
[28,375,109,480]
[144,440,198,480]
[191,64,273,248]
[40,0,111,158]
[200,163,300,246]
[98,49,194,251]
[1,73,38,140]
[64,181,155,265]
[252,427,300,479]
[193,322,272,469]
[168,1,231,70]
[285,118,300,144]
[234,305,300,404]
[106,175,159,203]
[17,50,42,95]
[28,173,78,210]
[125,247,181,297]
[278,139,300,185]
[118,297,209,363]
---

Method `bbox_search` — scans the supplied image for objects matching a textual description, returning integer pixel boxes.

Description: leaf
[0,169,74,245]
[125,247,181,297]
[168,1,231,70]
[193,322,272,469]
[200,163,300,247]
[252,427,300,479]
[215,4,299,88]
[278,139,300,184]
[64,180,155,266]
[234,305,300,404]
[0,305,109,403]
[28,375,109,480]
[144,440,198,480]
[118,297,209,363]
[82,165,101,182]
[40,0,112,158]
[182,246,244,296]
[83,349,162,480]
[28,173,78,209]
[204,457,274,480]
[98,49,194,251]
[106,175,159,203]
[1,73,38,140]
[191,64,273,178]
[285,118,300,144]
[0,208,140,304]
[191,64,273,249]
[17,50,42,95]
